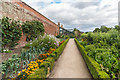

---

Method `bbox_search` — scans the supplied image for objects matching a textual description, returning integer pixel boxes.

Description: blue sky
[23,0,119,32]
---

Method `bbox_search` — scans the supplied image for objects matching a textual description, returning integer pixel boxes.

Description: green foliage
[0,17,22,48]
[69,35,75,38]
[80,40,88,47]
[78,28,120,78]
[56,34,74,39]
[1,49,12,53]
[45,57,55,70]
[56,34,61,38]
[75,39,110,79]
[100,26,110,33]
[26,68,46,79]
[93,26,112,33]
[93,28,100,32]
[115,25,120,31]
[40,62,49,75]
[1,54,21,78]
[64,35,69,39]
[21,20,44,41]
[26,38,69,79]
[24,35,59,52]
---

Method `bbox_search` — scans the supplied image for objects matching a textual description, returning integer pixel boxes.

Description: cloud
[23,0,119,32]
[71,2,99,9]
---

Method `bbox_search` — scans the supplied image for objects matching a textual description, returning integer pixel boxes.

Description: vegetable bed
[75,38,110,79]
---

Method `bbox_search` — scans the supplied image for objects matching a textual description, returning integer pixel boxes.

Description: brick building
[0,0,60,46]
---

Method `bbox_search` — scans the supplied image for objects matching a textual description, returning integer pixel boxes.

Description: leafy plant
[0,17,22,48]
[1,48,12,53]
[79,28,120,78]
[21,20,44,41]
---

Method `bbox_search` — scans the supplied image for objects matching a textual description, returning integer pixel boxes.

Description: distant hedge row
[74,38,110,79]
[26,38,69,79]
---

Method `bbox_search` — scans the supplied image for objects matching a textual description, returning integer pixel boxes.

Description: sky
[23,0,119,32]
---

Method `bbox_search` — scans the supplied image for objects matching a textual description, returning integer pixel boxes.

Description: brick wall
[0,0,60,46]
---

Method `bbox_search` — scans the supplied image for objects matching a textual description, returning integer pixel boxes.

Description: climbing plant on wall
[0,17,22,48]
[21,20,44,41]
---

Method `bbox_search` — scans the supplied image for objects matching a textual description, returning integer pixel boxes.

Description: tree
[100,26,109,33]
[115,25,120,31]
[93,28,100,32]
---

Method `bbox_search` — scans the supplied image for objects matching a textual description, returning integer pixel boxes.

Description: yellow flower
[22,69,25,72]
[28,67,30,70]
[18,73,20,76]
[23,75,25,76]
[29,71,32,73]
[27,73,30,75]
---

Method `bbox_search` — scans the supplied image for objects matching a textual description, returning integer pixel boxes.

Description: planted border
[26,38,69,79]
[74,38,110,79]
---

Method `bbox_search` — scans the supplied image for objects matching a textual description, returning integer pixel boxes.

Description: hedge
[74,38,110,79]
[26,38,69,79]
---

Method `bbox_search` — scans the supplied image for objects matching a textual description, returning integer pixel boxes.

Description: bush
[0,17,22,48]
[21,20,44,41]
[26,68,46,80]
[24,35,60,52]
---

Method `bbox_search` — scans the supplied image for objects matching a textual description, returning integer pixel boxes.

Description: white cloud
[23,0,120,32]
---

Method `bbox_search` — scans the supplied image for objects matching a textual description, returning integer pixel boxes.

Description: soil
[0,47,22,63]
[0,41,27,63]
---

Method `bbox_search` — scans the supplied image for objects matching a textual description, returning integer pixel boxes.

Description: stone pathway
[49,39,92,78]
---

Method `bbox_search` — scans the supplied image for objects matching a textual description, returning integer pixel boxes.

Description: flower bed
[1,35,60,78]
[25,38,69,79]
[17,47,56,79]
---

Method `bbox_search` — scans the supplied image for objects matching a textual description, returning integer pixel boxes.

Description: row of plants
[1,34,61,78]
[16,38,68,80]
[78,26,120,78]
[75,38,110,79]
[25,38,69,79]
[56,34,70,39]
[0,16,44,49]
[17,47,56,79]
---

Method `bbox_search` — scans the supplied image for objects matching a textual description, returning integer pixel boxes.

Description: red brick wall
[0,0,59,45]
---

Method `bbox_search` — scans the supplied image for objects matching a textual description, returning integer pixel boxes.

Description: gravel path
[49,39,92,78]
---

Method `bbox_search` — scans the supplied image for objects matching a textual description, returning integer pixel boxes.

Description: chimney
[58,22,60,27]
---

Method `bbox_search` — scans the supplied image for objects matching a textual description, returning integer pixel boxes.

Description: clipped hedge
[74,38,110,79]
[26,38,69,79]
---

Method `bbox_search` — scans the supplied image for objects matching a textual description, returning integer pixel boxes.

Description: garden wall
[0,0,60,46]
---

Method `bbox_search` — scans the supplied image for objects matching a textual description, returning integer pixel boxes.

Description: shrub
[21,20,44,41]
[26,68,46,80]
[24,35,60,52]
[0,17,22,48]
